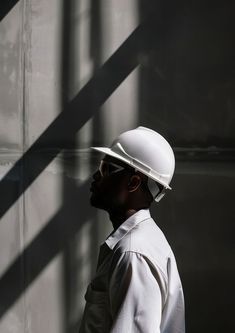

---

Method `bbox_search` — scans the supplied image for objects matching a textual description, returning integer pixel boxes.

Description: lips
[90,182,98,192]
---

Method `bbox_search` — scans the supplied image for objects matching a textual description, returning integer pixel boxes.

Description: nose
[92,169,101,181]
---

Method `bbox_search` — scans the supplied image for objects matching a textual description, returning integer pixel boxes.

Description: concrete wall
[0,0,234,332]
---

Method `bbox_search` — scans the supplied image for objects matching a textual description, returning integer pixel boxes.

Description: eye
[108,164,119,173]
[99,160,122,177]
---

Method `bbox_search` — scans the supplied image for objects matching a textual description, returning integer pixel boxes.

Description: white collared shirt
[79,209,185,333]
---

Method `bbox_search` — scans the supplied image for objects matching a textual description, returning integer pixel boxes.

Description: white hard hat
[90,126,175,202]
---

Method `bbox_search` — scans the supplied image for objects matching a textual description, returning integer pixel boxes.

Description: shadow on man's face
[89,155,134,211]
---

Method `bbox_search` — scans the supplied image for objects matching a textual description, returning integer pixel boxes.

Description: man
[79,126,185,333]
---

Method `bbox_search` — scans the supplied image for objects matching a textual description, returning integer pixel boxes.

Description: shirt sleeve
[108,251,166,333]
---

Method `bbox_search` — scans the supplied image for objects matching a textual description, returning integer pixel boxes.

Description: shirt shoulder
[113,217,173,280]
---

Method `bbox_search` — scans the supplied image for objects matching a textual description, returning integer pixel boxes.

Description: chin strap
[147,177,166,202]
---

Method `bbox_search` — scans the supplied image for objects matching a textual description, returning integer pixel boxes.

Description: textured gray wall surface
[0,0,234,332]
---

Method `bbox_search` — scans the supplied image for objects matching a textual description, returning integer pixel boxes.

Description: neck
[108,208,138,231]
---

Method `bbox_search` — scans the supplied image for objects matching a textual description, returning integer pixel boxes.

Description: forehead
[102,154,130,168]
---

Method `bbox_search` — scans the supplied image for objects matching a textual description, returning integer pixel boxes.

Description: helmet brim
[90,146,172,190]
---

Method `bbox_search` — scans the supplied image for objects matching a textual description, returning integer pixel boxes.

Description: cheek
[99,174,129,202]
[112,177,129,202]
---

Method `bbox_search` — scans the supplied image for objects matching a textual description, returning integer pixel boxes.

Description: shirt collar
[105,208,151,250]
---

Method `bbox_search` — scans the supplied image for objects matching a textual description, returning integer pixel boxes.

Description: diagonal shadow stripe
[0,15,156,220]
[0,179,92,319]
[0,0,20,21]
[0,10,159,318]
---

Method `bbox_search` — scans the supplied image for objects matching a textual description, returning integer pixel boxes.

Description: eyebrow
[103,157,135,171]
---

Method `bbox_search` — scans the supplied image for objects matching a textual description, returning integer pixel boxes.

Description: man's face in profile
[89,155,133,211]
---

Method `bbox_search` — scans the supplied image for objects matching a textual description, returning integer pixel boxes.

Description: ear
[127,174,142,192]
